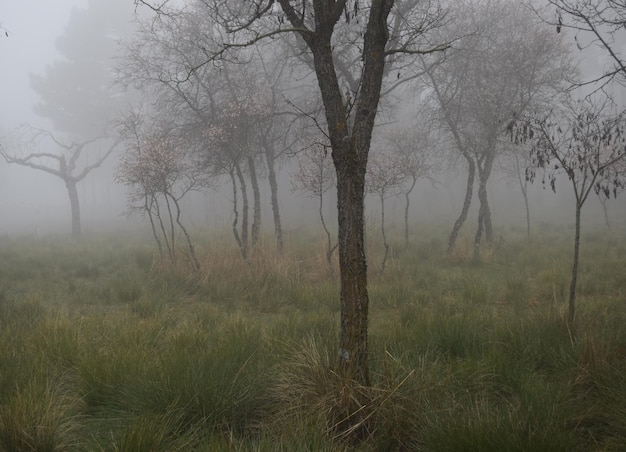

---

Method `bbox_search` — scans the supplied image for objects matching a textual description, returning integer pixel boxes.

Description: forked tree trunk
[447,158,475,257]
[473,175,492,260]
[65,179,81,237]
[283,0,393,387]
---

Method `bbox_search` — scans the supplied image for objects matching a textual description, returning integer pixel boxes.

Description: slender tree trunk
[264,146,284,253]
[168,192,200,271]
[447,158,475,257]
[568,202,582,328]
[145,196,163,259]
[229,170,247,260]
[515,160,531,238]
[380,194,390,275]
[473,174,491,260]
[522,183,531,238]
[404,176,417,246]
[247,155,261,247]
[153,197,173,261]
[65,179,81,237]
[163,194,177,260]
[473,194,485,261]
[235,163,249,255]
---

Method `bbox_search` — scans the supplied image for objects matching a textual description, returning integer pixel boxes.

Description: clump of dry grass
[269,335,421,449]
[0,377,82,452]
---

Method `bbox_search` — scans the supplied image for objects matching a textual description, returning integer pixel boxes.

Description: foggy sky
[0,1,624,238]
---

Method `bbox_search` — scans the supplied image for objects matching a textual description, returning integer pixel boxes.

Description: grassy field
[0,223,625,451]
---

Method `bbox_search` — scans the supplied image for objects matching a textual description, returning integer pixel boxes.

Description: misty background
[0,0,624,240]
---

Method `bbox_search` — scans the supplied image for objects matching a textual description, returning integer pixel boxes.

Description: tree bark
[247,155,261,248]
[264,146,284,253]
[380,194,390,275]
[235,162,249,257]
[65,179,82,237]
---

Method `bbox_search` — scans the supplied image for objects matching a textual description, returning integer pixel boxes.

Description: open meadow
[0,223,625,451]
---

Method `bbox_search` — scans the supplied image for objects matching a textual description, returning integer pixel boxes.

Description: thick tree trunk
[447,158,475,257]
[335,161,370,385]
[282,0,393,388]
[247,156,261,247]
[65,179,81,237]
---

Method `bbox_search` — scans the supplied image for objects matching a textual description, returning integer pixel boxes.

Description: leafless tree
[422,0,572,259]
[366,147,406,274]
[0,127,118,237]
[383,122,439,245]
[510,94,626,328]
[116,110,203,271]
[118,7,291,256]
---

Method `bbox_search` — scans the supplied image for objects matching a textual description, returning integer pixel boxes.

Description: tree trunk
[380,194,390,275]
[264,147,284,253]
[473,175,492,260]
[522,183,531,238]
[568,202,582,328]
[65,179,81,237]
[230,169,247,260]
[404,176,417,246]
[335,160,370,385]
[247,155,261,247]
[447,158,475,257]
[515,158,531,238]
[284,0,393,387]
[235,163,249,256]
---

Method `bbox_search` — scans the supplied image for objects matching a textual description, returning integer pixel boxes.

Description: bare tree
[116,110,203,271]
[422,0,571,259]
[383,123,439,245]
[511,95,626,328]
[366,147,406,274]
[0,127,118,237]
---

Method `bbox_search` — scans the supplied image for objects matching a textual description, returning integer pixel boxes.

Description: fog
[0,1,624,240]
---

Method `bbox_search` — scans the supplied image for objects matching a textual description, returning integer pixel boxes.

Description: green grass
[0,224,624,450]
